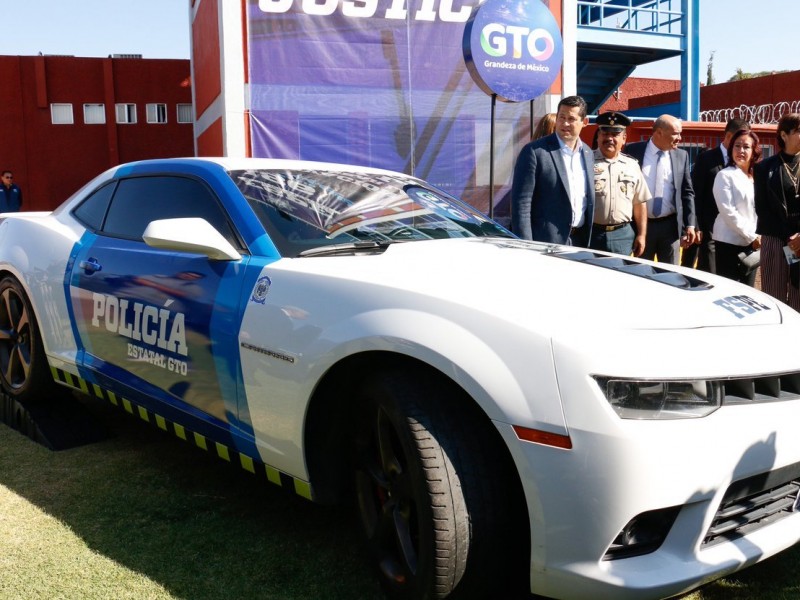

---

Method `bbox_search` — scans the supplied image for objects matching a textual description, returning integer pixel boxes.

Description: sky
[633,0,796,83]
[0,1,191,60]
[0,0,794,83]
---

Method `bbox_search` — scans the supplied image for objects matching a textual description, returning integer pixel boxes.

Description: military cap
[596,111,632,132]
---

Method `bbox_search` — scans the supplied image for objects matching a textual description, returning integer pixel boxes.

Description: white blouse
[712,166,757,246]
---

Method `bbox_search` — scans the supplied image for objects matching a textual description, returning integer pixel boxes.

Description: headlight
[594,377,723,419]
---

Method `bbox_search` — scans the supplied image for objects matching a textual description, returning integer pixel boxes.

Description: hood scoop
[550,250,714,291]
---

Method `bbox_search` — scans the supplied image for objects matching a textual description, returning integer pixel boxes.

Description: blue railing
[577,0,683,35]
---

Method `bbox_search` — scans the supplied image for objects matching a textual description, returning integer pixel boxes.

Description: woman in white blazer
[712,129,762,285]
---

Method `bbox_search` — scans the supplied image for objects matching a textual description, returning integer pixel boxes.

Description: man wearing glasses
[590,112,649,256]
[0,171,22,212]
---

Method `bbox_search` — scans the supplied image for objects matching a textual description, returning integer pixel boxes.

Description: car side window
[72,182,116,231]
[101,176,239,247]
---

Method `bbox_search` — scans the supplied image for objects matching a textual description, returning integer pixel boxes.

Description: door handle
[79,258,102,273]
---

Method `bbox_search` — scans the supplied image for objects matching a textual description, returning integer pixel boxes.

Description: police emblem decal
[251,275,272,304]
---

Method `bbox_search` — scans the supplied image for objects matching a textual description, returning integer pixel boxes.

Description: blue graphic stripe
[64,230,99,362]
[211,257,280,442]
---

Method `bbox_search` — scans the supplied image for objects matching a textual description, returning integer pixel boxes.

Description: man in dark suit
[682,118,750,272]
[626,115,696,264]
[511,95,594,247]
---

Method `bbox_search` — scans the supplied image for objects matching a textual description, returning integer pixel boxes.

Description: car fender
[0,216,81,368]
[240,305,567,477]
[319,308,565,427]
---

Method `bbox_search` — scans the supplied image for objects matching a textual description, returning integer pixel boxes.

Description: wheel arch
[0,264,75,366]
[303,350,532,595]
[303,350,527,513]
[0,270,61,400]
[0,267,42,332]
[0,217,82,365]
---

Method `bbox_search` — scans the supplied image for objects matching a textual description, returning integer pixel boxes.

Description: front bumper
[499,399,800,600]
[499,324,800,599]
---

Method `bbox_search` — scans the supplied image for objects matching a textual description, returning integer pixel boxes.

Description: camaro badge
[251,275,272,304]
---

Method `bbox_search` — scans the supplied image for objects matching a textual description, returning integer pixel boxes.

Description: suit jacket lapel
[548,137,571,199]
[581,144,593,209]
[715,146,725,170]
[770,158,787,211]
[669,150,685,230]
[669,150,680,191]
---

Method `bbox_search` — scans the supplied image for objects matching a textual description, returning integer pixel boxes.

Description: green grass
[0,395,383,600]
[2,394,800,600]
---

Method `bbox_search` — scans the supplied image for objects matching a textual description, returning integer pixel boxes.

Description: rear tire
[0,276,54,402]
[351,370,526,599]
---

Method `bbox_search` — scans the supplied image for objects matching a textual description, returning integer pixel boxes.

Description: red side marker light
[513,425,572,450]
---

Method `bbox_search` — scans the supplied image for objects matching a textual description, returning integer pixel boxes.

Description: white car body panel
[0,212,83,366]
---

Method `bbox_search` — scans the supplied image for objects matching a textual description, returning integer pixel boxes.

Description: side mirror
[142,218,242,261]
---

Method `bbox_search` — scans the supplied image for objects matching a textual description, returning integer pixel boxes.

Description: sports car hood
[285,238,785,332]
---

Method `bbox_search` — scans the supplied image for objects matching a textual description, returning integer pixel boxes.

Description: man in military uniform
[590,111,650,256]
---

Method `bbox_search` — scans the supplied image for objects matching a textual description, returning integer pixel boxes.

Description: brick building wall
[0,55,193,211]
[598,77,682,113]
[627,70,800,116]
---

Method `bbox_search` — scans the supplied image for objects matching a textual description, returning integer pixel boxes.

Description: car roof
[116,157,413,178]
[52,157,423,219]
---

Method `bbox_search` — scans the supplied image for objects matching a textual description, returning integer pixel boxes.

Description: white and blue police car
[1,157,800,600]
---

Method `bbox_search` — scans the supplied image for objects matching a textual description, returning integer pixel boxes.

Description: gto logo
[463,0,563,102]
[480,24,555,60]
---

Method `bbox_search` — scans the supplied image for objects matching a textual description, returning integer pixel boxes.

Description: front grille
[702,462,800,547]
[722,372,800,404]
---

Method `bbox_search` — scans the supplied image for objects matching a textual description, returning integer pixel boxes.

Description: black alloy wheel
[352,369,526,600]
[0,276,53,401]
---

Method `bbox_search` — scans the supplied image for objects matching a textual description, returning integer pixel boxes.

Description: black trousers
[680,232,715,273]
[641,214,678,264]
[568,223,590,248]
[697,236,716,273]
[715,239,756,287]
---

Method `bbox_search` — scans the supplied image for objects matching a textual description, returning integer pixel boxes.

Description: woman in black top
[755,113,800,310]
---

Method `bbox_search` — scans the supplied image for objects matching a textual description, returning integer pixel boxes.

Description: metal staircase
[576,0,692,114]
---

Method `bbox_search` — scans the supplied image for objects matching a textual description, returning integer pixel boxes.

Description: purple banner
[247,0,557,222]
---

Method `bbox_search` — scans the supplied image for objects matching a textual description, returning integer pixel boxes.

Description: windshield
[230,168,513,257]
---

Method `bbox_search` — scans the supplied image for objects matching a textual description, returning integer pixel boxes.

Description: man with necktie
[626,115,696,264]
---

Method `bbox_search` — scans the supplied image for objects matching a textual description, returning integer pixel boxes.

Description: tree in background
[706,51,715,86]
[728,68,786,82]
[729,68,752,81]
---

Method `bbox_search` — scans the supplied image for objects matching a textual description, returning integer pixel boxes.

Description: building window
[83,103,106,125]
[51,103,74,125]
[146,103,168,124]
[116,103,137,124]
[177,104,193,124]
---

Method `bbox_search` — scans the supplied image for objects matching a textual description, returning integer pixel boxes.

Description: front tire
[0,276,54,402]
[352,370,525,599]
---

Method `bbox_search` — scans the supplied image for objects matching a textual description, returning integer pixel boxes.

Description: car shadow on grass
[683,544,800,600]
[0,392,385,600]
